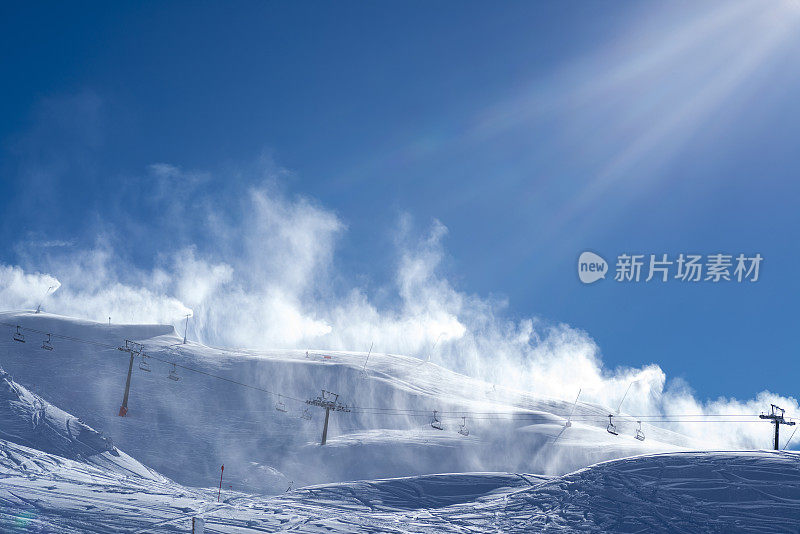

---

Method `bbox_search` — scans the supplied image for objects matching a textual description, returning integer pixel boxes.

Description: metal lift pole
[759,404,795,450]
[321,407,331,445]
[774,420,781,451]
[118,340,143,417]
[119,351,135,417]
[183,314,190,344]
[307,390,350,446]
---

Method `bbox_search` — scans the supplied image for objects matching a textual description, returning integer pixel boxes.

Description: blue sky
[1,1,799,404]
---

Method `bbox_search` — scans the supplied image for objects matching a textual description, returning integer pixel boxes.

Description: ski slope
[1,310,798,533]
[0,311,692,492]
[2,432,799,532]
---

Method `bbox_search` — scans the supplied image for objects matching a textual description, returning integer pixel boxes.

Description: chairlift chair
[300,408,312,421]
[13,326,24,343]
[275,395,288,413]
[430,410,444,430]
[606,414,618,436]
[167,363,180,381]
[41,333,54,351]
[634,420,645,441]
[458,416,470,436]
[138,354,151,372]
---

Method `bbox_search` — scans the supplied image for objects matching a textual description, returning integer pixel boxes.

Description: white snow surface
[0,311,692,491]
[0,311,798,532]
[2,442,799,532]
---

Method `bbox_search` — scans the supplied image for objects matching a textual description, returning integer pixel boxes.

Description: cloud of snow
[0,163,796,451]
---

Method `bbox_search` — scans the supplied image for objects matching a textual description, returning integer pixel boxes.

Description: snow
[0,311,691,491]
[0,310,798,532]
[0,365,159,480]
[2,439,799,532]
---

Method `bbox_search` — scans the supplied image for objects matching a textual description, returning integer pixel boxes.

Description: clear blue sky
[1,1,799,401]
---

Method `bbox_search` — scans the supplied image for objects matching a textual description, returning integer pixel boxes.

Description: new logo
[578,252,607,284]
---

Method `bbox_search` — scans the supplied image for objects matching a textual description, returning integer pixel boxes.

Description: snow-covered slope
[0,361,192,532]
[2,444,798,533]
[484,451,800,533]
[268,451,800,533]
[0,364,160,480]
[0,311,692,492]
[0,311,798,533]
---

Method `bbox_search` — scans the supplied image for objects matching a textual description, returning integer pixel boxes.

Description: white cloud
[0,265,61,310]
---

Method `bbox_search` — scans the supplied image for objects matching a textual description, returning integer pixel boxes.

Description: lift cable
[0,320,787,424]
[0,320,305,404]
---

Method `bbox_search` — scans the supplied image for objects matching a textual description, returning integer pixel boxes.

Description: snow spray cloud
[0,162,796,451]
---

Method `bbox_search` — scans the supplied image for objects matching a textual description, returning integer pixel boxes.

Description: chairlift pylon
[635,420,645,441]
[138,354,151,372]
[41,333,53,351]
[430,410,444,430]
[458,416,469,436]
[606,414,618,436]
[167,363,180,381]
[13,326,24,343]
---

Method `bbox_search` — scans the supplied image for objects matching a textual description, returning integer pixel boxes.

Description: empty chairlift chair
[41,333,54,351]
[168,363,180,381]
[606,414,618,435]
[300,408,312,421]
[275,395,288,413]
[138,354,151,372]
[13,326,24,343]
[635,420,645,441]
[458,416,470,436]
[431,410,444,430]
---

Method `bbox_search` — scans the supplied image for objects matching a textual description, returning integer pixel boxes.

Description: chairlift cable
[0,321,788,425]
[1,320,305,403]
[782,425,799,450]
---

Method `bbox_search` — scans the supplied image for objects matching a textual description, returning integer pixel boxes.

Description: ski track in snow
[0,311,798,532]
[2,443,799,533]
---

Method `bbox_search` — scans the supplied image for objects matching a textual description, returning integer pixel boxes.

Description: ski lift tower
[118,340,144,417]
[760,404,795,450]
[306,390,351,445]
